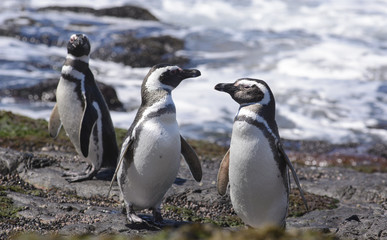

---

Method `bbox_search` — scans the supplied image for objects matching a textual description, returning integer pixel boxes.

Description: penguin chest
[121,113,181,208]
[56,78,84,150]
[229,121,288,227]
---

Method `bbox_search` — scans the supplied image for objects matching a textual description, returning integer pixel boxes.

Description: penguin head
[215,78,274,106]
[144,64,201,92]
[67,34,91,57]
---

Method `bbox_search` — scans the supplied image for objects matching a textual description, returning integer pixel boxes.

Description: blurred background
[0,0,386,149]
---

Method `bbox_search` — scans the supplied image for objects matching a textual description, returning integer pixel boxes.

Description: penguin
[110,64,202,224]
[48,33,118,182]
[214,78,308,228]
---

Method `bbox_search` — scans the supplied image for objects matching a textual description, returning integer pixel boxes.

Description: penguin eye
[170,69,178,75]
[70,36,76,43]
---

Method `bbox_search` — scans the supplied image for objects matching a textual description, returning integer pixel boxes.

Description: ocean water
[1,0,387,145]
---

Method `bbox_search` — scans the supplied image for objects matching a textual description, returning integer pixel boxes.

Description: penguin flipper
[79,101,98,158]
[180,136,202,182]
[48,103,62,139]
[107,136,133,197]
[217,149,230,196]
[277,142,309,211]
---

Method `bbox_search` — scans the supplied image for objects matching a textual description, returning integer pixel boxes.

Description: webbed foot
[125,202,144,224]
[62,164,97,182]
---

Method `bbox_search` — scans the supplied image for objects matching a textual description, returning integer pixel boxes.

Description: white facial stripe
[145,66,180,91]
[236,79,257,87]
[237,79,271,105]
[237,107,278,142]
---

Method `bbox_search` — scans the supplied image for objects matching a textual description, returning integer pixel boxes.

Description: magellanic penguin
[215,78,308,228]
[109,64,202,224]
[48,34,118,182]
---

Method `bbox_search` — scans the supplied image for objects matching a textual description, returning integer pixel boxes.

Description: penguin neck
[236,103,279,140]
[141,88,173,108]
[64,54,90,74]
[238,103,274,118]
[66,54,89,64]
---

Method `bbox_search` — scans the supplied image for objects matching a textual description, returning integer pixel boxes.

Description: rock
[91,34,188,68]
[297,167,386,204]
[0,5,185,68]
[1,78,125,111]
[287,166,387,239]
[0,148,30,175]
[38,5,158,21]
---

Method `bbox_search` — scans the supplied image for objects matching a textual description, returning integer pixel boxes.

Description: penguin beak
[180,69,201,79]
[214,83,237,94]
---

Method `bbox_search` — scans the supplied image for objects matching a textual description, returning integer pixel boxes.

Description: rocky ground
[0,112,386,239]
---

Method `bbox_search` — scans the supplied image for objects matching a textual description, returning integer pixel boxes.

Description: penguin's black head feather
[67,34,91,57]
[144,64,201,91]
[215,78,275,106]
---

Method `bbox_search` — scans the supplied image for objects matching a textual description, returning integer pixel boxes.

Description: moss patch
[186,139,228,160]
[115,127,128,148]
[0,111,73,152]
[0,175,46,221]
[163,204,244,227]
[0,194,24,219]
[288,189,339,217]
[0,110,125,153]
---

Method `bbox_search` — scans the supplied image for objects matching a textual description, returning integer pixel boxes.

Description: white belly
[56,78,84,152]
[56,78,102,167]
[229,121,288,227]
[119,113,181,209]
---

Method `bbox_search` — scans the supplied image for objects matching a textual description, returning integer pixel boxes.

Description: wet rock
[368,142,387,159]
[38,5,158,21]
[91,34,188,68]
[1,78,124,111]
[0,5,185,68]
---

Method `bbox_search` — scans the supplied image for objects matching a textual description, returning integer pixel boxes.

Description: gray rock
[0,78,125,112]
[38,5,158,21]
[0,148,29,175]
[298,167,386,203]
[287,166,387,239]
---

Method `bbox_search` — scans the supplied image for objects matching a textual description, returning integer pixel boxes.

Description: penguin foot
[62,164,97,182]
[125,203,144,223]
[127,212,144,223]
[152,208,163,224]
